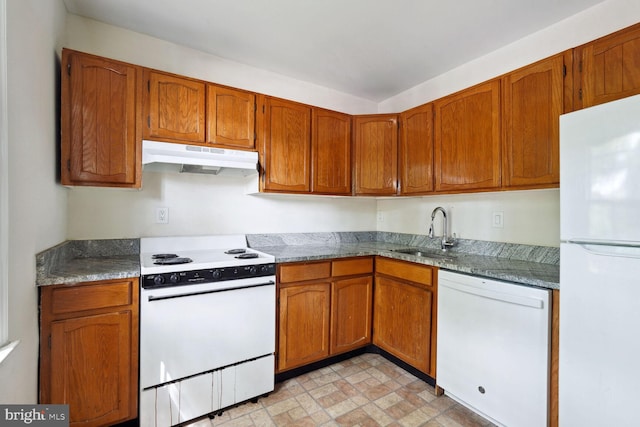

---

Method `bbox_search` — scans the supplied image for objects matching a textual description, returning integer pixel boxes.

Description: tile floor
[188,353,495,427]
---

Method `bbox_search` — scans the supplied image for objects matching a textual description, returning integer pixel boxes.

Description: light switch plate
[492,211,504,228]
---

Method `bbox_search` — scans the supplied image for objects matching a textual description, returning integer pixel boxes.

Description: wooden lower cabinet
[277,258,373,372]
[278,282,331,371]
[39,278,139,427]
[331,275,373,355]
[373,257,437,376]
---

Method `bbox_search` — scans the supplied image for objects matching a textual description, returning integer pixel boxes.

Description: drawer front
[279,261,331,283]
[332,257,373,277]
[49,279,135,315]
[375,257,433,286]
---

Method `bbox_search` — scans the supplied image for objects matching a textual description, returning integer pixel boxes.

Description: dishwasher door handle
[440,280,545,309]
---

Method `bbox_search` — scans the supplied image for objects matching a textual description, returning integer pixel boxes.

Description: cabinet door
[434,80,501,192]
[312,108,352,195]
[61,49,141,187]
[576,23,640,109]
[373,276,433,374]
[145,70,206,143]
[330,276,372,355]
[50,311,134,427]
[503,53,566,188]
[207,84,256,149]
[261,97,312,192]
[278,283,330,371]
[399,103,434,195]
[354,115,398,195]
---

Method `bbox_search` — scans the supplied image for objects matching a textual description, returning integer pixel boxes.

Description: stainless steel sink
[392,248,456,261]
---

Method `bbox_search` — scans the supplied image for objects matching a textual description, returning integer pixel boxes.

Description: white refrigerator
[560,94,640,426]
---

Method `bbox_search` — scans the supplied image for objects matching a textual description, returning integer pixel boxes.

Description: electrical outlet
[492,211,504,228]
[377,212,384,222]
[156,207,169,224]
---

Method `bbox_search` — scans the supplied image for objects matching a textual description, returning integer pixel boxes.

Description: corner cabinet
[277,257,373,372]
[354,114,399,196]
[434,80,501,193]
[60,49,142,188]
[39,278,139,427]
[143,70,206,143]
[575,22,640,109]
[258,96,312,193]
[399,103,434,195]
[373,257,437,376]
[502,52,571,189]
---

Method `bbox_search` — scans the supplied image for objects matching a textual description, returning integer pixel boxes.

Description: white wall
[68,172,376,239]
[0,0,67,403]
[376,190,559,247]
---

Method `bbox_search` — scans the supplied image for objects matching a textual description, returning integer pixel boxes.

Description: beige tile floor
[188,353,495,427]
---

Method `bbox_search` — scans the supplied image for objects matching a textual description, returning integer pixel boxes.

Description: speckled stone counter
[36,232,559,290]
[247,232,559,290]
[36,239,140,286]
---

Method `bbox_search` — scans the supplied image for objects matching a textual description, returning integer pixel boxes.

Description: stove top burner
[152,253,179,259]
[153,257,193,265]
[224,248,247,254]
[235,253,259,259]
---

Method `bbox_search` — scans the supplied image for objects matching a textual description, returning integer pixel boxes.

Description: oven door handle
[146,280,275,302]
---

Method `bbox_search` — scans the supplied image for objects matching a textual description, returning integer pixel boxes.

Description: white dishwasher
[436,270,550,427]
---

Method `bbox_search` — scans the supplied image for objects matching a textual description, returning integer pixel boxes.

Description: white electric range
[139,235,276,427]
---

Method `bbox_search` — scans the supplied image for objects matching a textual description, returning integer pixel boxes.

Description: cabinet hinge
[66,63,71,76]
[147,80,150,92]
[262,105,265,114]
[578,60,583,73]
[147,116,150,128]
[563,64,567,77]
[578,88,583,100]
[67,159,70,171]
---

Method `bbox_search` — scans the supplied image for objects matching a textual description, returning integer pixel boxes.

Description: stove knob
[249,266,257,274]
[260,265,269,273]
[212,270,222,280]
[154,275,165,286]
[169,273,180,283]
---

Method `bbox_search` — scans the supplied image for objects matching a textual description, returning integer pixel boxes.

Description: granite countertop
[36,239,140,286]
[36,232,559,290]
[248,232,559,290]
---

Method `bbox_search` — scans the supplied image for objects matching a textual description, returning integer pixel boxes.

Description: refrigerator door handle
[569,241,640,259]
[567,239,640,248]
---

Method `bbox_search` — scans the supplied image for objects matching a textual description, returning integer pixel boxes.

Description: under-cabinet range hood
[142,140,258,176]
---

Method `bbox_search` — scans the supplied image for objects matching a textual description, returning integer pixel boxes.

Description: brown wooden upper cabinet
[61,49,142,188]
[354,114,399,196]
[575,22,640,109]
[312,108,352,195]
[144,70,206,143]
[258,96,312,193]
[399,103,434,195]
[434,80,502,192]
[502,51,571,188]
[206,84,256,149]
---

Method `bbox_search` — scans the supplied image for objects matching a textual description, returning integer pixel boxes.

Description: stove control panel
[142,263,276,289]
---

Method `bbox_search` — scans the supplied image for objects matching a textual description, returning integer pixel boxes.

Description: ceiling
[62,0,604,102]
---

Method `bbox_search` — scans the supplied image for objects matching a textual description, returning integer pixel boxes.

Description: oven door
[140,277,275,390]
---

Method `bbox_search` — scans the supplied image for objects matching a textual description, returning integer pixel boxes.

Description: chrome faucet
[428,207,456,250]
